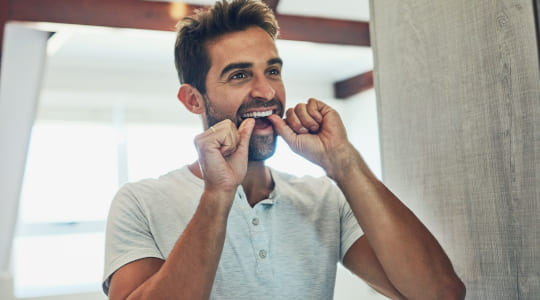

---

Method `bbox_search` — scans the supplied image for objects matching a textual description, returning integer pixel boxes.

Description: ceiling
[145,0,371,21]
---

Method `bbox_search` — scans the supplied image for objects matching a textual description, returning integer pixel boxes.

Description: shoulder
[127,166,199,194]
[111,166,202,214]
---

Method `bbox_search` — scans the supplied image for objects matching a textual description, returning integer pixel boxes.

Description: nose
[250,75,275,101]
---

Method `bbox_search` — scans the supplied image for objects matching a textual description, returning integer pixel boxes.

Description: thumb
[268,114,297,145]
[237,118,255,152]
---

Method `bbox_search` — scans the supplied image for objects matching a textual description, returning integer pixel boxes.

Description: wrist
[199,188,237,217]
[325,143,373,183]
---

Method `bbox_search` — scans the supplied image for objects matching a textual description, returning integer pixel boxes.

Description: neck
[189,160,274,207]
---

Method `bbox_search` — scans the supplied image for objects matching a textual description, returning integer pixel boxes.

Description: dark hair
[174,0,279,95]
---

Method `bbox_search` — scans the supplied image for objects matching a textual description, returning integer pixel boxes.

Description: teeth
[242,110,273,119]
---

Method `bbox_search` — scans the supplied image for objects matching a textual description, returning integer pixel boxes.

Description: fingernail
[299,127,308,134]
[310,126,318,132]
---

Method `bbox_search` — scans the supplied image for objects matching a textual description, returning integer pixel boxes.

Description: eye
[268,68,280,76]
[231,72,248,80]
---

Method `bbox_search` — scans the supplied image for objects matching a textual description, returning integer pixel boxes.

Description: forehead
[206,27,279,70]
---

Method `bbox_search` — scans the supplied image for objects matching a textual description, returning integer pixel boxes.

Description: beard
[203,95,283,161]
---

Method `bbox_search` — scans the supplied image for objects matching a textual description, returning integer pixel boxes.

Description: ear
[177,84,205,114]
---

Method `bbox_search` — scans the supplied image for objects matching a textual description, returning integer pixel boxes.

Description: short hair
[174,0,279,95]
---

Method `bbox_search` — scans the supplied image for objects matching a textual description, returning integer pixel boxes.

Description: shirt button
[259,249,267,259]
[252,218,260,226]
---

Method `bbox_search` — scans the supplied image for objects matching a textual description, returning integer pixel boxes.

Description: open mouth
[240,109,276,131]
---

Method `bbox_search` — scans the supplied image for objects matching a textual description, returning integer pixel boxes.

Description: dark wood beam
[277,14,370,46]
[0,0,9,74]
[7,0,370,46]
[334,70,373,99]
[10,0,194,32]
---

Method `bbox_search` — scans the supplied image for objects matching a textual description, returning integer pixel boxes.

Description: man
[103,0,465,299]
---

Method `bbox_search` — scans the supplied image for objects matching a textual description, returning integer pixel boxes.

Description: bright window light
[13,120,205,297]
[19,121,118,224]
[13,233,105,298]
[126,124,200,182]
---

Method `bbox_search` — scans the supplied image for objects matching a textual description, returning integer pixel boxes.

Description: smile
[241,109,274,119]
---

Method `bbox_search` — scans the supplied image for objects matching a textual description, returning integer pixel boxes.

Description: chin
[248,134,277,161]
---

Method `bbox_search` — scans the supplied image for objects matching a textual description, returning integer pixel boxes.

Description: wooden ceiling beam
[334,70,373,99]
[0,0,9,70]
[9,0,192,32]
[6,0,370,46]
[277,14,370,46]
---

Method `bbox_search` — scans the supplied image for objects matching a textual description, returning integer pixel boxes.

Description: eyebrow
[268,57,283,67]
[219,58,283,79]
[220,62,252,78]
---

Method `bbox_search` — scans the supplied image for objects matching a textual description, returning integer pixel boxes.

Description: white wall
[0,24,50,300]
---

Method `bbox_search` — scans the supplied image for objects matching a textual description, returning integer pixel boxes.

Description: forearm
[330,146,464,299]
[270,99,463,297]
[126,190,233,300]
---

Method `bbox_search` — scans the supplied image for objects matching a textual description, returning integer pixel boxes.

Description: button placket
[250,212,271,279]
[235,188,273,280]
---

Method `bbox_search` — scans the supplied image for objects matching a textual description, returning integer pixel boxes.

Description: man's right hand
[194,118,255,201]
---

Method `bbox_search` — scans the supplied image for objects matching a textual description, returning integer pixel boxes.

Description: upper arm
[343,235,405,299]
[108,257,164,300]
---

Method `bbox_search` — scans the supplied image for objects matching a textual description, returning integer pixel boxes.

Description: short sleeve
[102,184,164,295]
[336,185,363,262]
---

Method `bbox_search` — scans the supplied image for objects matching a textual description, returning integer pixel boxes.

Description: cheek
[208,97,246,125]
[275,84,286,104]
[207,90,242,113]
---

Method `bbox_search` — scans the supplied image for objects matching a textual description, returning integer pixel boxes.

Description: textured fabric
[103,166,363,299]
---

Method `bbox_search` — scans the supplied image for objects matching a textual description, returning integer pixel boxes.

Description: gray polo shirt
[103,166,363,299]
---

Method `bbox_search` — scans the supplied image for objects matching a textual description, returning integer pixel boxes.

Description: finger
[237,118,255,153]
[207,120,238,157]
[228,118,254,165]
[294,103,320,133]
[307,98,323,123]
[220,120,240,157]
[267,114,297,145]
[285,108,309,134]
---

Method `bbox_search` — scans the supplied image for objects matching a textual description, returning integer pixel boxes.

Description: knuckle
[287,108,294,116]
[286,108,294,118]
[294,103,306,113]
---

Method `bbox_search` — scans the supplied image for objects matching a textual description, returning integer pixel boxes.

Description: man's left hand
[268,98,355,178]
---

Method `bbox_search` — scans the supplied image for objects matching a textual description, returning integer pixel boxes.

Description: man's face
[203,26,286,161]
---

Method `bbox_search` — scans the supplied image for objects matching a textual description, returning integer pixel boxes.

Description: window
[14,121,117,297]
[13,117,203,297]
